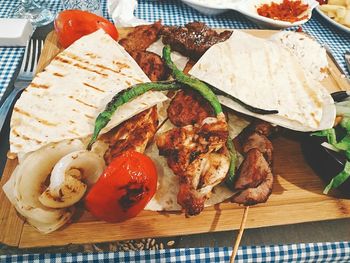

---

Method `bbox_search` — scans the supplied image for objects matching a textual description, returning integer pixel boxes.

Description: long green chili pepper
[163,45,223,115]
[162,45,278,116]
[87,81,181,149]
[225,138,237,189]
[163,45,238,185]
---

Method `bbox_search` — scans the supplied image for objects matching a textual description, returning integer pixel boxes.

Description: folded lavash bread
[10,29,168,155]
[189,31,335,132]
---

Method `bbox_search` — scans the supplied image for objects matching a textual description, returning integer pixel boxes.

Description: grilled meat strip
[119,22,168,81]
[232,159,273,205]
[231,122,274,205]
[167,89,214,127]
[242,132,273,165]
[251,120,275,137]
[177,152,230,215]
[161,22,232,61]
[129,50,169,81]
[102,106,158,164]
[234,148,269,190]
[157,115,229,215]
[119,21,162,53]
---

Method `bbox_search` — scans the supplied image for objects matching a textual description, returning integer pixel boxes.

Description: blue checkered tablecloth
[1,242,350,262]
[0,1,350,261]
[0,0,350,101]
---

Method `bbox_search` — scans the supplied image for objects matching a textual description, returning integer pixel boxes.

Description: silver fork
[0,38,44,132]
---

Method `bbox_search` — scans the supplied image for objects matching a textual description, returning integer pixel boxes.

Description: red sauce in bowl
[257,0,309,23]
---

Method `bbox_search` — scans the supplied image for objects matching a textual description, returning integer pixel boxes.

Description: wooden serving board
[1,29,350,248]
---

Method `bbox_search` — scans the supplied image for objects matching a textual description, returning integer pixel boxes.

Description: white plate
[315,7,350,34]
[181,0,318,29]
[180,0,238,15]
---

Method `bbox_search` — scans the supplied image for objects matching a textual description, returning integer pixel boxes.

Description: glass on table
[61,0,102,15]
[12,0,54,27]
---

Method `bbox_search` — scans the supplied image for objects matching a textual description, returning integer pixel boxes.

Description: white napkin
[107,0,149,27]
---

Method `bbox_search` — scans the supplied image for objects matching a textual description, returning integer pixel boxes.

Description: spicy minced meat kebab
[167,89,215,127]
[119,21,169,81]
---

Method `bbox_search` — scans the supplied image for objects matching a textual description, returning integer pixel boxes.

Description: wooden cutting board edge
[1,28,350,248]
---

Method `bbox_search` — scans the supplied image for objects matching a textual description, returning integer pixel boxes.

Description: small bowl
[301,133,350,196]
[181,0,319,29]
[235,0,319,29]
[181,0,237,15]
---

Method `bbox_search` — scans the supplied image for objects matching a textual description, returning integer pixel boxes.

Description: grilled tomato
[85,151,157,222]
[54,10,119,48]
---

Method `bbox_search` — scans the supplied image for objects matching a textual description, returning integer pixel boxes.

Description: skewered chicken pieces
[157,114,230,215]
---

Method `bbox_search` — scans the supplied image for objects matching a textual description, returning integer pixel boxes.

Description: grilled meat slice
[129,50,169,81]
[242,132,273,164]
[119,21,162,52]
[237,120,275,146]
[231,121,275,206]
[177,184,205,216]
[157,115,229,215]
[161,21,232,60]
[157,125,196,175]
[234,148,271,190]
[251,120,275,137]
[167,90,214,127]
[103,106,158,164]
[232,166,273,206]
[177,152,230,216]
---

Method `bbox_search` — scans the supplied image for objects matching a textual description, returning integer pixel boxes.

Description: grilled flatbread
[10,29,168,154]
[189,31,335,132]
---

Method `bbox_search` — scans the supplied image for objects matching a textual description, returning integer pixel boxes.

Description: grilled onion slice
[39,150,105,208]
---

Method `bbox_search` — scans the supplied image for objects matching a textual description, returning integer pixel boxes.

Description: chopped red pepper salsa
[257,0,309,23]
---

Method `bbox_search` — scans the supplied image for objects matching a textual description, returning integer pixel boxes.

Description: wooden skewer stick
[230,206,250,263]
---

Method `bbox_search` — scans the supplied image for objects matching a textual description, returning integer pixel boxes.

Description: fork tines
[19,38,44,80]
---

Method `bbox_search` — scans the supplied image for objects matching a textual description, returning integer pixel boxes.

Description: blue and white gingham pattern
[1,0,350,101]
[1,242,350,262]
[0,1,349,261]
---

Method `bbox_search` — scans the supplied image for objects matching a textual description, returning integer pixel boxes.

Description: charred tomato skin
[55,10,119,48]
[85,151,157,222]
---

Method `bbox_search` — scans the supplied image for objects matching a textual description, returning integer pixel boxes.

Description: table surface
[0,0,350,258]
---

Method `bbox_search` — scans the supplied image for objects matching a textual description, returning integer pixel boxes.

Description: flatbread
[10,29,168,154]
[270,31,328,82]
[189,31,335,132]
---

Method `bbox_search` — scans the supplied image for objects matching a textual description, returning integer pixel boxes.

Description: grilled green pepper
[225,138,237,188]
[163,45,237,184]
[162,45,223,115]
[87,81,181,149]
